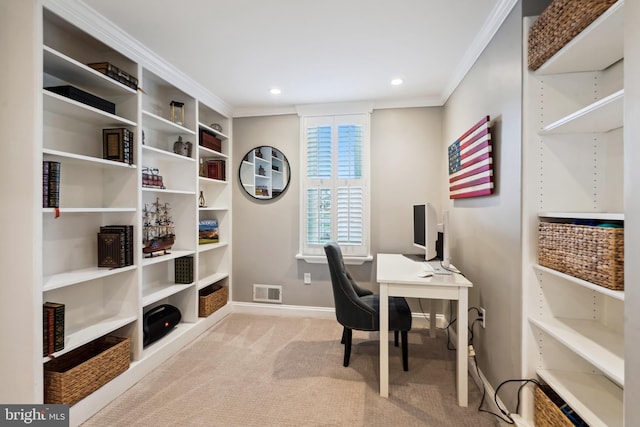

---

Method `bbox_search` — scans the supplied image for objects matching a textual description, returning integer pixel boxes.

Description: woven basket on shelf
[44,336,130,405]
[528,0,618,70]
[198,284,228,317]
[538,221,624,290]
[534,385,574,427]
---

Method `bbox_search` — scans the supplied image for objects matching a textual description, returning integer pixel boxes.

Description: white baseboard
[231,301,447,328]
[231,301,336,318]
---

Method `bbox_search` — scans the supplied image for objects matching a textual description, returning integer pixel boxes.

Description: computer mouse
[417,271,433,278]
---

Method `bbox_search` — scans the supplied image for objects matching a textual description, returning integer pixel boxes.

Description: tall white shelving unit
[32,3,234,424]
[521,2,625,426]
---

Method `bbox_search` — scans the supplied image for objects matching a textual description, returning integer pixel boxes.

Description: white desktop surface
[376,253,473,406]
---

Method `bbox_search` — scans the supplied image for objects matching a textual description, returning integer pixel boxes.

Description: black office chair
[324,242,412,371]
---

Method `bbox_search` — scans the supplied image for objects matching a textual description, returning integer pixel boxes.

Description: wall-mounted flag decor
[448,116,493,199]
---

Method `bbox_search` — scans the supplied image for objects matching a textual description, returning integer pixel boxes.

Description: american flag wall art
[448,116,493,199]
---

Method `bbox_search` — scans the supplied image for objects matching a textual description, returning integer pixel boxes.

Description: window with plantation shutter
[298,114,371,262]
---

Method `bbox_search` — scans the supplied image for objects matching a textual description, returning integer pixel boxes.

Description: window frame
[297,112,372,264]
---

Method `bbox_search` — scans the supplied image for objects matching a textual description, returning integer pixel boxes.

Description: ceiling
[80,0,515,117]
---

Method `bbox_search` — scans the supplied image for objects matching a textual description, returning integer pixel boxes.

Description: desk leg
[457,288,468,407]
[380,282,389,398]
[429,299,437,338]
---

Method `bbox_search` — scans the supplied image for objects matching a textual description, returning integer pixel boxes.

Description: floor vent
[253,284,282,303]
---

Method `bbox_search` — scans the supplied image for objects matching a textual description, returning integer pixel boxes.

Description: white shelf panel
[197,272,229,290]
[141,187,196,196]
[43,148,137,169]
[535,1,624,75]
[198,206,229,212]
[540,89,623,135]
[43,46,136,96]
[142,283,193,307]
[142,250,195,267]
[198,145,228,159]
[533,264,624,302]
[537,369,623,427]
[43,207,136,214]
[142,145,196,163]
[198,122,229,140]
[44,314,137,361]
[197,241,229,253]
[529,317,624,386]
[43,90,136,127]
[198,176,228,185]
[538,212,624,221]
[142,110,195,135]
[43,265,136,292]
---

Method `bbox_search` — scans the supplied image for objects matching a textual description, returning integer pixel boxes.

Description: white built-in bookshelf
[34,2,233,424]
[521,2,625,426]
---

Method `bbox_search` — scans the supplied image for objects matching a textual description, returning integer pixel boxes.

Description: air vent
[253,284,282,303]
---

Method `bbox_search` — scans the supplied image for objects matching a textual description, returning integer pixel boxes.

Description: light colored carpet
[82,313,499,427]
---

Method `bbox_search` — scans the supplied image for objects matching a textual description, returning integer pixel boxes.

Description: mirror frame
[239,146,291,200]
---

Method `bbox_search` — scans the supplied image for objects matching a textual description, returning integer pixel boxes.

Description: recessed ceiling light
[391,78,404,86]
[270,88,281,95]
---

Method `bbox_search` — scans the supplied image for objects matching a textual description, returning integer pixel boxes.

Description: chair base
[341,327,408,371]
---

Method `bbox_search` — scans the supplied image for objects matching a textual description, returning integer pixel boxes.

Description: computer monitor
[413,203,438,260]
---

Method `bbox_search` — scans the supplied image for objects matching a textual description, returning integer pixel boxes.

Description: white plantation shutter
[300,114,370,258]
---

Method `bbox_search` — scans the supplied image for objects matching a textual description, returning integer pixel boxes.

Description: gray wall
[232,107,443,305]
[441,2,523,409]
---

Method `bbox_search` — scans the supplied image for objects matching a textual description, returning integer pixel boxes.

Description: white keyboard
[423,261,453,275]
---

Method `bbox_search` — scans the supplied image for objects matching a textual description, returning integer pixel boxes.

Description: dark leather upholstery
[324,242,412,370]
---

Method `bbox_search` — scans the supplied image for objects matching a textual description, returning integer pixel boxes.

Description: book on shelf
[206,159,225,181]
[175,256,194,284]
[42,161,61,208]
[98,225,133,267]
[43,302,64,356]
[100,225,134,267]
[103,128,134,165]
[199,219,219,244]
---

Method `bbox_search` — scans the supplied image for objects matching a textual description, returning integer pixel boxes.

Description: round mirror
[239,146,291,200]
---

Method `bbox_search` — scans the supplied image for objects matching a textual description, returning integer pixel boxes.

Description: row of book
[43,302,64,357]
[97,225,134,268]
[43,161,60,208]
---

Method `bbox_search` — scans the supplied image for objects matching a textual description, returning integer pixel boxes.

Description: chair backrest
[324,242,376,330]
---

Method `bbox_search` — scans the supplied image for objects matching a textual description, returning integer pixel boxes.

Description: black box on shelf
[174,256,194,284]
[45,85,116,115]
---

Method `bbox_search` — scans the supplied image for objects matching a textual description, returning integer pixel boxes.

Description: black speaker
[143,304,181,346]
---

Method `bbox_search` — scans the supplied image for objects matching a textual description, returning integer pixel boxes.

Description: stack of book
[42,161,61,208]
[97,225,134,268]
[43,302,64,357]
[103,128,134,164]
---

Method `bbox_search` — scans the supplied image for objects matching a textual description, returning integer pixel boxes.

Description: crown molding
[43,0,233,117]
[440,0,518,104]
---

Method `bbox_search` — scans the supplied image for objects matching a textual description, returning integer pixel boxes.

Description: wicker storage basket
[199,284,228,317]
[538,221,624,290]
[528,0,618,70]
[534,385,575,427]
[44,336,130,405]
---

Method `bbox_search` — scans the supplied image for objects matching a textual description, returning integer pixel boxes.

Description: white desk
[376,253,473,406]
